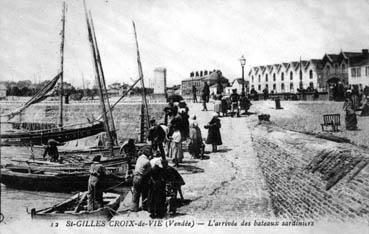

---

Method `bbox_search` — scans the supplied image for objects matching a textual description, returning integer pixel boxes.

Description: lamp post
[239,55,246,94]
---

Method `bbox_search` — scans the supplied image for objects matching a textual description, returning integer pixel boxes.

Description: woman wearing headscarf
[205,113,222,152]
[189,115,204,159]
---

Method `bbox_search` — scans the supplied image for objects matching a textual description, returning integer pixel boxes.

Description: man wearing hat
[87,155,106,211]
[147,118,166,160]
[43,139,60,162]
[230,89,240,117]
[132,145,152,212]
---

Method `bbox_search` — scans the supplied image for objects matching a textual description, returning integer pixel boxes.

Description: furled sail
[1,72,62,119]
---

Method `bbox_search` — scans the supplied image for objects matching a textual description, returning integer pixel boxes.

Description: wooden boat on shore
[1,121,105,146]
[0,166,132,192]
[30,192,121,220]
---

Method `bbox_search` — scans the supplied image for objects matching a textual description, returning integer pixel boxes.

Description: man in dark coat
[202,82,210,111]
[192,85,197,103]
[147,118,167,159]
[230,89,240,117]
[147,159,167,218]
[205,113,222,152]
[43,139,60,162]
[87,155,106,211]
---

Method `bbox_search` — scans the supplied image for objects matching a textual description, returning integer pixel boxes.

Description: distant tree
[9,86,21,96]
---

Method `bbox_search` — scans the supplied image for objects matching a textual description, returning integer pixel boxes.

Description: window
[273,83,276,90]
[366,66,369,76]
[281,72,284,81]
[290,71,293,80]
[309,82,314,89]
[258,75,261,82]
[351,67,361,77]
[252,75,254,83]
[309,70,313,79]
[326,65,330,74]
[342,64,346,70]
[265,84,269,91]
[290,83,294,91]
[281,83,285,91]
[258,84,261,91]
[265,74,268,82]
[273,73,276,81]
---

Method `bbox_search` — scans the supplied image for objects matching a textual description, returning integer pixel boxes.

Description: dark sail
[1,72,62,119]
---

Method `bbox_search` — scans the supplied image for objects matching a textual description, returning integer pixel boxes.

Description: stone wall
[1,102,166,142]
[252,127,369,222]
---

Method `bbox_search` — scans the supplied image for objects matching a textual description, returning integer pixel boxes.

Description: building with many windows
[248,59,323,93]
[181,70,229,96]
[348,49,369,88]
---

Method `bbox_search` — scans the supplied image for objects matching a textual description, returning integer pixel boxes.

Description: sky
[0,0,369,87]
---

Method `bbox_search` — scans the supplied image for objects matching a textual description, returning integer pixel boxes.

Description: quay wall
[252,134,369,221]
[0,102,167,141]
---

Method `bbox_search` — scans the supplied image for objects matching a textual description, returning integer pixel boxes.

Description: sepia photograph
[0,0,369,233]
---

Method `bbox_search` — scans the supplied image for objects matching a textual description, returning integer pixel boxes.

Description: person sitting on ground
[43,139,60,162]
[205,113,222,152]
[132,145,152,212]
[87,155,106,211]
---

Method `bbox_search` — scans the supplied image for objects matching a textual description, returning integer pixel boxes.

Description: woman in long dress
[343,91,358,130]
[189,115,203,158]
[205,113,222,152]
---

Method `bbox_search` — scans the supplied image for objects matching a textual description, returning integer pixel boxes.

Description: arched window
[281,72,284,81]
[273,73,276,81]
[265,74,268,82]
[258,75,261,82]
[290,83,294,91]
[290,71,293,80]
[273,83,276,90]
[309,70,313,79]
[342,64,345,71]
[281,83,285,91]
[252,75,254,83]
[309,82,314,88]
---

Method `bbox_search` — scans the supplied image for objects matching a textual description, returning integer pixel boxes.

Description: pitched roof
[349,54,369,67]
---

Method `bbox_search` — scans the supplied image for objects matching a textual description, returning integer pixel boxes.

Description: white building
[248,59,323,93]
[348,49,369,88]
[153,67,167,94]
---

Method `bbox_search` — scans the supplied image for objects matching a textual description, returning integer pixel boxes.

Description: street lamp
[239,55,246,94]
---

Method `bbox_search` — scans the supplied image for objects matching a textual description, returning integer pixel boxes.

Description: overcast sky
[1,0,369,87]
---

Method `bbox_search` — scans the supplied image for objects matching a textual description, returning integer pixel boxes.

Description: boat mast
[84,2,114,155]
[59,2,66,129]
[132,21,150,142]
[89,12,118,146]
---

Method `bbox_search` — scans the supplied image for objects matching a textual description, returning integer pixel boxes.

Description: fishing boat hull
[1,122,105,146]
[0,168,132,192]
[30,192,121,221]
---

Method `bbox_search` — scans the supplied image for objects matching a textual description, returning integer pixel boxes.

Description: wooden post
[59,2,66,129]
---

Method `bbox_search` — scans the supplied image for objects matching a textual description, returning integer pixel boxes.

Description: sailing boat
[1,2,106,146]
